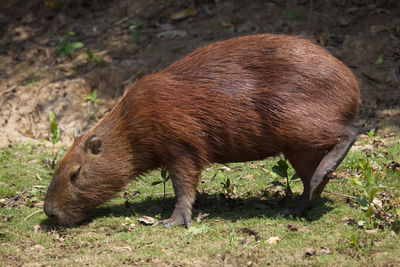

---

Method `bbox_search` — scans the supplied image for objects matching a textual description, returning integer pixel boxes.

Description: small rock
[370,25,388,35]
[342,36,386,65]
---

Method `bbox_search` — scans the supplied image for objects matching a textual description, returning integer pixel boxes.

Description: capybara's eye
[70,167,81,182]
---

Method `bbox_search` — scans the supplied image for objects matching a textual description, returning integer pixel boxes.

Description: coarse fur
[44,34,360,226]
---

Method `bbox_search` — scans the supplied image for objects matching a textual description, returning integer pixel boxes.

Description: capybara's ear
[85,135,102,155]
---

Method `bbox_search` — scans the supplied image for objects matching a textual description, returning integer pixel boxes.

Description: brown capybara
[44,34,360,227]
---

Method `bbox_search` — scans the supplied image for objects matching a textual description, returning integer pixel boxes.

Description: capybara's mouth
[44,208,93,227]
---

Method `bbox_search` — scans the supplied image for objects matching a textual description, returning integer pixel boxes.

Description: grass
[0,134,399,266]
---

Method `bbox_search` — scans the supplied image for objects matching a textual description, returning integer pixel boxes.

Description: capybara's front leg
[160,159,201,228]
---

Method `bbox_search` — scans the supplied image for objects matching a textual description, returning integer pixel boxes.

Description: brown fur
[44,34,360,226]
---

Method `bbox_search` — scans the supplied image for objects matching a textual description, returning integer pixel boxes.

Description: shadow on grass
[90,193,334,224]
[39,193,336,232]
[39,193,335,230]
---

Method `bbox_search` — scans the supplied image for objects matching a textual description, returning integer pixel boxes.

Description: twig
[24,210,42,221]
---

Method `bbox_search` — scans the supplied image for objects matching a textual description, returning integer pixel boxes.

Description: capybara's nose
[44,203,59,223]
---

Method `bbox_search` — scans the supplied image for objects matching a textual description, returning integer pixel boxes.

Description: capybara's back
[44,34,360,227]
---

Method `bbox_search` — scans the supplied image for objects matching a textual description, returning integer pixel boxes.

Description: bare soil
[0,0,399,145]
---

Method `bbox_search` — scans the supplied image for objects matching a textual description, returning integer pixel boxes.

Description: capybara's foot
[160,206,191,228]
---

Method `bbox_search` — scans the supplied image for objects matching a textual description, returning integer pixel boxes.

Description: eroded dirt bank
[0,0,399,145]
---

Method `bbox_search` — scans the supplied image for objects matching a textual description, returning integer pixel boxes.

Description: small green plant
[282,9,301,20]
[56,32,84,57]
[128,20,145,42]
[375,55,384,64]
[85,90,103,121]
[48,111,61,145]
[220,178,237,199]
[152,168,171,199]
[25,188,42,206]
[366,128,376,137]
[85,49,104,64]
[349,232,374,252]
[85,89,103,104]
[352,158,383,227]
[271,158,298,197]
[22,73,41,88]
[48,111,63,169]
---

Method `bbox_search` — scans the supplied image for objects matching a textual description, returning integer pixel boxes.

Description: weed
[348,232,375,253]
[375,55,385,64]
[85,49,104,64]
[220,178,237,199]
[48,111,63,169]
[56,32,84,57]
[128,20,145,42]
[151,168,170,199]
[352,157,384,228]
[25,188,41,206]
[22,73,41,88]
[366,128,376,137]
[85,89,103,104]
[85,89,103,121]
[271,158,298,197]
[48,111,61,145]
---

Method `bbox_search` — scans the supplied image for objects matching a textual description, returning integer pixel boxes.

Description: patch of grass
[0,134,399,266]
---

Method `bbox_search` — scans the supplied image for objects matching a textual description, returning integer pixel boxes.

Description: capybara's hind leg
[284,149,326,216]
[285,129,357,216]
[160,158,201,228]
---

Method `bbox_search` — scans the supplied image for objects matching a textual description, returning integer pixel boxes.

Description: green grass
[1,134,399,266]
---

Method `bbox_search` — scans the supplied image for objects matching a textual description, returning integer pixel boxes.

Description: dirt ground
[0,0,399,145]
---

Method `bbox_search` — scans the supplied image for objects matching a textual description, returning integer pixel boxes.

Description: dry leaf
[372,198,383,209]
[267,236,280,244]
[287,223,298,232]
[319,247,331,255]
[304,247,317,258]
[170,8,197,20]
[221,21,233,27]
[138,216,158,226]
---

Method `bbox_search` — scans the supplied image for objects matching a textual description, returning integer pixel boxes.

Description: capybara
[44,34,360,227]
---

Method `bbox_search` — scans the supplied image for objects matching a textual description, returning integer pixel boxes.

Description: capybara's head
[44,133,134,226]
